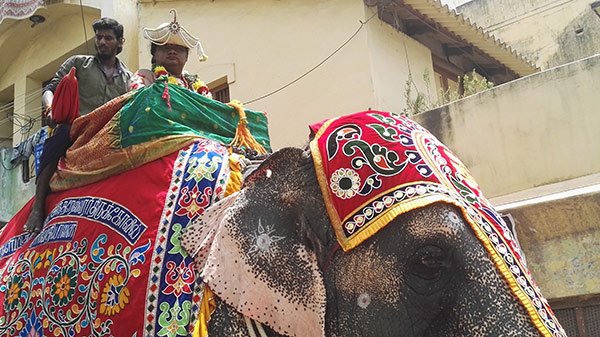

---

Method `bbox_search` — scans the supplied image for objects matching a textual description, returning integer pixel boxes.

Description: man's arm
[45,56,81,93]
[43,56,81,120]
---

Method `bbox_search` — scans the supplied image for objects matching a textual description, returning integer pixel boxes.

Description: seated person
[24,17,131,234]
[43,9,269,195]
[129,9,211,98]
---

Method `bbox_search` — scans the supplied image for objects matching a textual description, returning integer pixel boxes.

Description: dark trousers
[38,124,72,176]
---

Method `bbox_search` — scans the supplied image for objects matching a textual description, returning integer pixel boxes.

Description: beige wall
[0,5,100,94]
[0,0,138,220]
[412,55,600,300]
[109,0,139,71]
[507,192,600,298]
[458,0,600,69]
[138,0,433,149]
[414,54,600,198]
[367,16,435,114]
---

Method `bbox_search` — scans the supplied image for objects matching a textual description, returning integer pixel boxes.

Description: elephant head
[182,111,565,337]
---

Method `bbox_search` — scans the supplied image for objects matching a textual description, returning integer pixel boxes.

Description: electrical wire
[79,0,90,55]
[0,87,43,104]
[0,87,43,105]
[1,112,44,171]
[243,12,377,105]
[0,87,44,114]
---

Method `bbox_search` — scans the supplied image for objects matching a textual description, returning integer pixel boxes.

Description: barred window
[212,83,230,103]
[551,294,600,337]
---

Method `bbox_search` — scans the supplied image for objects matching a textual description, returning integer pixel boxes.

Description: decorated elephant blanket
[0,139,232,337]
[0,81,270,337]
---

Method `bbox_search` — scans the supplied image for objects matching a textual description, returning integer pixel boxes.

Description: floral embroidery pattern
[330,168,361,199]
[175,185,213,219]
[100,274,131,316]
[186,152,222,183]
[50,265,77,307]
[1,260,32,326]
[0,237,151,337]
[157,301,190,337]
[0,140,227,337]
[145,140,228,336]
[5,276,23,311]
[163,261,194,297]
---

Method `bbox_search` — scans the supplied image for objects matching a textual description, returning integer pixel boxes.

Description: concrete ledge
[491,172,600,211]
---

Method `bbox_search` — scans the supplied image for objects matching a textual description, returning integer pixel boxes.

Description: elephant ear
[183,148,326,337]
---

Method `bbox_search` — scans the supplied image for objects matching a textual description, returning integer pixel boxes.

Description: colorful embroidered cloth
[0,76,271,336]
[50,81,270,191]
[0,138,231,337]
[309,110,566,337]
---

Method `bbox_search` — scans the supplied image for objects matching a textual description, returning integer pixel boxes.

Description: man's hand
[42,90,56,127]
[43,106,56,128]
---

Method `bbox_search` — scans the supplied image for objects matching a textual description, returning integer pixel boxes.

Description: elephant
[182,110,566,337]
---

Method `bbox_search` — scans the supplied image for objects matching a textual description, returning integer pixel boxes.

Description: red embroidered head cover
[309,110,565,337]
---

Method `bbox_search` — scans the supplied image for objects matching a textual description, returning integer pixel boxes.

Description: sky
[440,0,474,9]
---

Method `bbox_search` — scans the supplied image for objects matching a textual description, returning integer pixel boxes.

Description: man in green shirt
[43,18,131,116]
[24,17,132,234]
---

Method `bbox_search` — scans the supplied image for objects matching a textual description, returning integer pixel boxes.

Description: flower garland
[153,65,212,110]
[153,65,211,95]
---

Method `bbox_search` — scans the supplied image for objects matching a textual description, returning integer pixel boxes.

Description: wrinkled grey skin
[206,147,541,337]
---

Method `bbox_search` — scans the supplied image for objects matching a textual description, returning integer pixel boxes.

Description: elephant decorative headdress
[308,110,565,336]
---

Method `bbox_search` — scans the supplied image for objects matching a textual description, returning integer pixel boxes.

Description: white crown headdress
[143,9,208,61]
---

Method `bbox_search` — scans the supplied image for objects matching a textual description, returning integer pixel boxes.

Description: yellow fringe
[228,100,267,155]
[225,151,244,197]
[194,286,217,337]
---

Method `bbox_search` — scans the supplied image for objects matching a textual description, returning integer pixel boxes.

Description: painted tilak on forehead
[309,110,565,337]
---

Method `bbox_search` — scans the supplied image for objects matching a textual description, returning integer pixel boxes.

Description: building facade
[0,0,533,221]
[458,0,600,69]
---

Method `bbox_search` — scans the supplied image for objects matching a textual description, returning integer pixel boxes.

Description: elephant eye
[408,245,451,281]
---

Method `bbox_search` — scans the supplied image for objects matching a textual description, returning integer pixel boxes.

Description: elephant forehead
[309,110,488,252]
[407,204,466,240]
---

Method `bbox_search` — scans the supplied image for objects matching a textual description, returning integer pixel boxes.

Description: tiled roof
[401,0,539,76]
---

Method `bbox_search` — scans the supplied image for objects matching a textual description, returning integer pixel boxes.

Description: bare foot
[23,207,44,234]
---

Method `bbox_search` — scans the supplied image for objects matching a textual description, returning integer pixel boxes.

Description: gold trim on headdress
[143,9,208,61]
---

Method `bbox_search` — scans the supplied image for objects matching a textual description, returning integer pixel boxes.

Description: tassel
[228,101,267,155]
[161,82,172,111]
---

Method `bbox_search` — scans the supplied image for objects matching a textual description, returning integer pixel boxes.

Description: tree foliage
[402,69,494,116]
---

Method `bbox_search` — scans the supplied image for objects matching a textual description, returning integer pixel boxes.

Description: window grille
[551,294,600,337]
